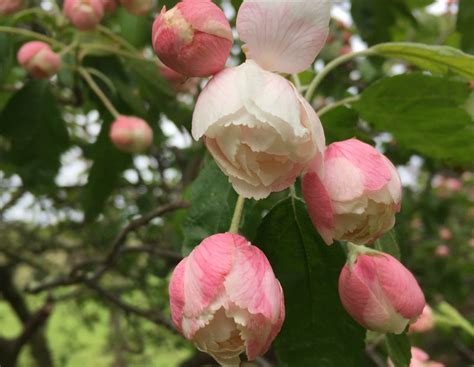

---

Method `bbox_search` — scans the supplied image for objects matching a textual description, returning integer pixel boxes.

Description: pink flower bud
[109,116,153,153]
[434,244,450,257]
[159,65,199,94]
[409,305,434,333]
[0,0,22,16]
[17,41,61,79]
[152,0,233,77]
[438,227,452,241]
[302,138,402,245]
[64,0,104,31]
[338,252,425,334]
[120,0,152,16]
[169,233,285,366]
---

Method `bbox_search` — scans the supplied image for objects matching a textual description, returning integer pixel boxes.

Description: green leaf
[372,42,474,79]
[181,159,237,255]
[375,230,401,260]
[320,105,373,144]
[255,198,368,367]
[82,115,132,221]
[0,81,69,190]
[0,33,14,85]
[113,8,153,49]
[351,0,414,45]
[385,333,412,367]
[457,0,474,54]
[354,73,474,166]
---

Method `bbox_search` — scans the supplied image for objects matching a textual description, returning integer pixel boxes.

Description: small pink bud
[169,233,285,366]
[109,116,153,153]
[17,41,61,79]
[0,0,22,16]
[389,347,445,367]
[438,227,452,241]
[120,0,152,16]
[338,252,425,334]
[434,244,450,257]
[469,238,474,248]
[409,305,434,333]
[303,138,402,245]
[159,65,199,93]
[64,0,104,31]
[152,0,233,77]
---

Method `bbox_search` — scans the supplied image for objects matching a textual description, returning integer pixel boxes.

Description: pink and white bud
[192,60,325,200]
[120,0,152,16]
[409,305,434,333]
[302,138,402,245]
[236,0,331,74]
[389,347,445,367]
[64,0,104,31]
[0,0,22,16]
[169,233,285,366]
[438,227,452,241]
[338,252,425,334]
[159,65,199,94]
[17,41,61,79]
[152,0,232,77]
[109,116,153,153]
[434,245,450,257]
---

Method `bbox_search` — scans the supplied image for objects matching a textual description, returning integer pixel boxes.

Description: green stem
[291,74,302,92]
[78,67,120,119]
[80,44,159,66]
[0,26,65,48]
[229,195,245,234]
[317,95,360,116]
[10,8,46,23]
[305,49,375,102]
[97,25,137,52]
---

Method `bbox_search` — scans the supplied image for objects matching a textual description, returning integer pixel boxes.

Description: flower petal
[192,67,244,140]
[236,0,331,74]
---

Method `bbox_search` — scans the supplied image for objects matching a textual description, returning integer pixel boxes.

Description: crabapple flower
[152,0,232,77]
[236,0,331,74]
[169,233,285,366]
[192,60,325,200]
[0,0,22,16]
[120,0,152,16]
[409,305,434,333]
[338,251,425,334]
[17,42,61,79]
[302,138,402,245]
[109,116,153,153]
[64,0,104,31]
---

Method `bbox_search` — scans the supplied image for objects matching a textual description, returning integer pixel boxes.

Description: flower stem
[97,25,137,52]
[78,67,120,119]
[317,95,360,117]
[0,26,65,48]
[229,195,245,234]
[305,49,375,102]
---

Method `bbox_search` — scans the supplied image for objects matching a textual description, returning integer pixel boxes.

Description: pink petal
[323,157,365,202]
[302,172,334,245]
[375,255,426,320]
[325,139,392,192]
[168,257,187,332]
[236,0,331,73]
[224,235,284,359]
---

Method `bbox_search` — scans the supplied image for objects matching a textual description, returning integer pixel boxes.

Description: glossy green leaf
[375,230,401,260]
[181,159,237,255]
[385,333,412,367]
[457,0,474,54]
[255,198,368,367]
[372,42,474,79]
[354,73,474,166]
[0,81,69,190]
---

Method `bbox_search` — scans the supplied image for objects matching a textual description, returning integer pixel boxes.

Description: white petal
[236,0,331,74]
[192,67,244,140]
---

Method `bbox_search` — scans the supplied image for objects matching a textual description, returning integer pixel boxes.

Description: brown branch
[83,279,176,332]
[25,201,188,294]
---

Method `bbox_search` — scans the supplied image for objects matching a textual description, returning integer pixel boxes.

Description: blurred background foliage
[0,0,473,366]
